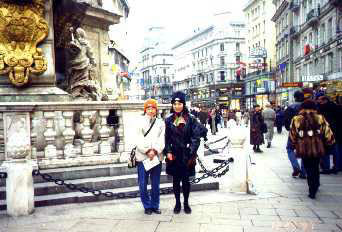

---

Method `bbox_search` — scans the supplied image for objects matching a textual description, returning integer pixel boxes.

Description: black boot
[267,142,271,148]
[174,202,181,214]
[183,202,192,214]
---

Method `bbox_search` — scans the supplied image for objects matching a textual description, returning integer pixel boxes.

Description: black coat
[318,102,342,143]
[164,113,202,177]
[250,111,265,145]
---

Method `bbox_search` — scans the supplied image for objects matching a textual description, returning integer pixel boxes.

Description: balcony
[290,0,300,11]
[306,8,320,27]
[290,25,300,38]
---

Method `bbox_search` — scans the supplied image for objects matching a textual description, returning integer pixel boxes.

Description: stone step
[0,163,167,186]
[0,181,219,210]
[0,172,172,198]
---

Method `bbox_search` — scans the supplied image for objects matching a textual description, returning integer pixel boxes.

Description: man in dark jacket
[284,90,306,178]
[317,95,342,174]
[198,107,208,127]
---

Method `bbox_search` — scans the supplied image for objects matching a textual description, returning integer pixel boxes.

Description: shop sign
[302,75,324,82]
[281,82,303,88]
[257,87,265,93]
[249,47,267,58]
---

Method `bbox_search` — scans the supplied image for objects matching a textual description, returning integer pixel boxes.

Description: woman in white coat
[136,99,165,215]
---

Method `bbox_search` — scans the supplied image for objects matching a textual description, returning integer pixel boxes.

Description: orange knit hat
[144,99,158,113]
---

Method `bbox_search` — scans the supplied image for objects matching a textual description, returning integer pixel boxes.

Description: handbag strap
[133,118,156,151]
[144,118,156,137]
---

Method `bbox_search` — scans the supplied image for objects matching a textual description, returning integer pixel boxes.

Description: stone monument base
[0,86,71,102]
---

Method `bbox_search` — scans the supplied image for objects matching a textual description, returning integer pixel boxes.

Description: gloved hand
[187,155,197,168]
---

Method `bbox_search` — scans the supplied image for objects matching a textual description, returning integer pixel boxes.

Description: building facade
[244,0,277,109]
[140,27,174,102]
[273,0,342,105]
[172,21,247,110]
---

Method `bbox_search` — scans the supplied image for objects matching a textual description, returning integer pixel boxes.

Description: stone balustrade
[0,101,170,169]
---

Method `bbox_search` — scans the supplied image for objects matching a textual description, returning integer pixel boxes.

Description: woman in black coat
[250,105,265,153]
[164,91,202,214]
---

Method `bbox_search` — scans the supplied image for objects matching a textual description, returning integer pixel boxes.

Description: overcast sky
[123,0,246,66]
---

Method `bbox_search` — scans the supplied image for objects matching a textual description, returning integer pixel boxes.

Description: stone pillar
[3,160,34,216]
[116,110,125,153]
[80,111,94,156]
[44,111,57,159]
[227,126,254,194]
[98,110,111,154]
[62,111,76,158]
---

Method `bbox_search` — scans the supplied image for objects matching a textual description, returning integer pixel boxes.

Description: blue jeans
[337,143,342,171]
[287,138,306,175]
[321,144,341,171]
[137,161,161,209]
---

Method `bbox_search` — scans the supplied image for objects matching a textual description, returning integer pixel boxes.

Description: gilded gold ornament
[0,0,48,87]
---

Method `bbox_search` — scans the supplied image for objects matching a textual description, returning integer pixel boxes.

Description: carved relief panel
[0,0,49,87]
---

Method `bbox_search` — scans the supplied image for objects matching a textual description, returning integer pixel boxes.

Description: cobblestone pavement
[1,127,342,232]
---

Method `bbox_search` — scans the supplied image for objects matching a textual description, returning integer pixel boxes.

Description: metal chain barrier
[196,157,234,179]
[31,135,234,199]
[0,172,7,179]
[204,140,230,154]
[205,136,228,145]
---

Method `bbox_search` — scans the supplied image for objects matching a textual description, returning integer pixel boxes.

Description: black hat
[171,91,186,105]
[294,90,304,102]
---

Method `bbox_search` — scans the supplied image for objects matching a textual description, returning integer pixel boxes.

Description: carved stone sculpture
[66,27,103,101]
[0,0,48,87]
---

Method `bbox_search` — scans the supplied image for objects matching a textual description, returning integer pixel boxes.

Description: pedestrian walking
[208,108,217,135]
[250,104,265,153]
[242,111,249,127]
[262,102,276,148]
[136,99,165,215]
[284,90,306,178]
[289,99,335,199]
[164,91,203,214]
[198,107,208,127]
[275,106,285,134]
[317,95,342,174]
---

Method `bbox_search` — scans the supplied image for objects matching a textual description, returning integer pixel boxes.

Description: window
[314,59,319,74]
[263,20,266,33]
[340,49,342,71]
[220,43,224,51]
[236,43,240,51]
[163,68,166,75]
[320,56,325,74]
[286,40,288,56]
[220,71,225,81]
[220,56,225,65]
[320,23,325,45]
[327,18,333,40]
[163,59,166,64]
[327,53,334,73]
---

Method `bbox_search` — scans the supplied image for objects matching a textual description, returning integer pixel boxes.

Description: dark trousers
[302,157,320,196]
[173,175,191,205]
[137,162,162,209]
[276,125,282,134]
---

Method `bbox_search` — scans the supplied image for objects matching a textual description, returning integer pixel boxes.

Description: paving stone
[200,224,243,232]
[171,214,211,223]
[313,210,339,219]
[279,216,323,224]
[156,222,200,232]
[276,209,297,217]
[239,207,258,215]
[211,217,252,227]
[257,208,278,216]
[294,209,318,217]
[112,220,159,232]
